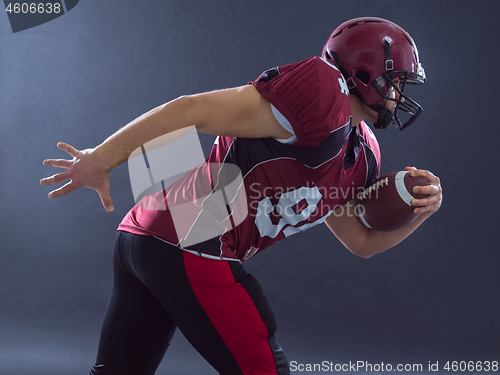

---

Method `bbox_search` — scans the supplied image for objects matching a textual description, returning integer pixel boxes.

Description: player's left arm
[325,167,442,258]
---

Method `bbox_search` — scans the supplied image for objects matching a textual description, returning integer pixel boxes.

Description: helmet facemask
[370,66,426,130]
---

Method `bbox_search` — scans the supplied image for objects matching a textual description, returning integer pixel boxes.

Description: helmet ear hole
[355,70,370,85]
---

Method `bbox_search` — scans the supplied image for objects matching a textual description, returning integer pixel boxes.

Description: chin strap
[384,39,394,71]
[373,40,396,129]
[371,104,393,129]
[327,50,359,94]
[326,48,396,130]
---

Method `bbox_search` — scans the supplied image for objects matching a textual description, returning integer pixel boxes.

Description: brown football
[356,171,429,231]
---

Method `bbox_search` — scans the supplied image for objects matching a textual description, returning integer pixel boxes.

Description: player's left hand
[404,166,442,215]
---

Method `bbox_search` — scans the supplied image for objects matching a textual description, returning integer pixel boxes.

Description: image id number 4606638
[5,2,62,14]
[443,360,498,372]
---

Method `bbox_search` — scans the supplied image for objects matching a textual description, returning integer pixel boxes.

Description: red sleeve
[250,56,352,148]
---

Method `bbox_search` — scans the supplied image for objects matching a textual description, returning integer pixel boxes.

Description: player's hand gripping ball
[356,171,429,231]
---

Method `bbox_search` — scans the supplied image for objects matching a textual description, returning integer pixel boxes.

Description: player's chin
[369,111,380,124]
[361,104,379,123]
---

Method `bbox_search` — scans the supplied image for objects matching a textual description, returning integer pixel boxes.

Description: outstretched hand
[40,142,115,212]
[404,166,442,215]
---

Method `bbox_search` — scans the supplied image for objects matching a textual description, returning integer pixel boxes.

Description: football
[356,171,429,231]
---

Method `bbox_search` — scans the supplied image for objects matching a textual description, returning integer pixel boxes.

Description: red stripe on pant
[183,251,279,375]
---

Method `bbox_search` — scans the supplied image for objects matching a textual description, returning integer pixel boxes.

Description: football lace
[356,177,389,201]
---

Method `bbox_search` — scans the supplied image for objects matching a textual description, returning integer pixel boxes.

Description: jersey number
[255,186,328,239]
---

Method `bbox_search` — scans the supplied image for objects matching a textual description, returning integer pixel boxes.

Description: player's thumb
[99,191,115,213]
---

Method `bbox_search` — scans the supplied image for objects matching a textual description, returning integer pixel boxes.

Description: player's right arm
[99,84,292,168]
[325,167,442,258]
[40,85,292,212]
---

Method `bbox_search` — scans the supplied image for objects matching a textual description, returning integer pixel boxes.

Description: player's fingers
[98,190,114,213]
[39,171,70,186]
[411,189,442,212]
[57,142,79,157]
[412,192,440,206]
[43,158,73,169]
[412,184,440,195]
[413,200,441,214]
[47,181,79,199]
[410,168,440,184]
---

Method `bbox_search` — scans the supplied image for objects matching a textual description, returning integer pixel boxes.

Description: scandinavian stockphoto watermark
[127,127,249,248]
[3,0,79,33]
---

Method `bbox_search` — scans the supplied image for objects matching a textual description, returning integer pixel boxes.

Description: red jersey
[118,56,381,262]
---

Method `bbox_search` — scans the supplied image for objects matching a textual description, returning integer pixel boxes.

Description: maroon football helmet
[322,17,426,130]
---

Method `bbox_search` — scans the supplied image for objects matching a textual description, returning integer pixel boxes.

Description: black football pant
[89,231,289,375]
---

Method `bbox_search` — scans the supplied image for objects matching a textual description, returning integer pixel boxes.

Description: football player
[41,17,442,375]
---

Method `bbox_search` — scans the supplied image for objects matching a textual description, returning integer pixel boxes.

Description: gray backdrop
[1,1,499,374]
